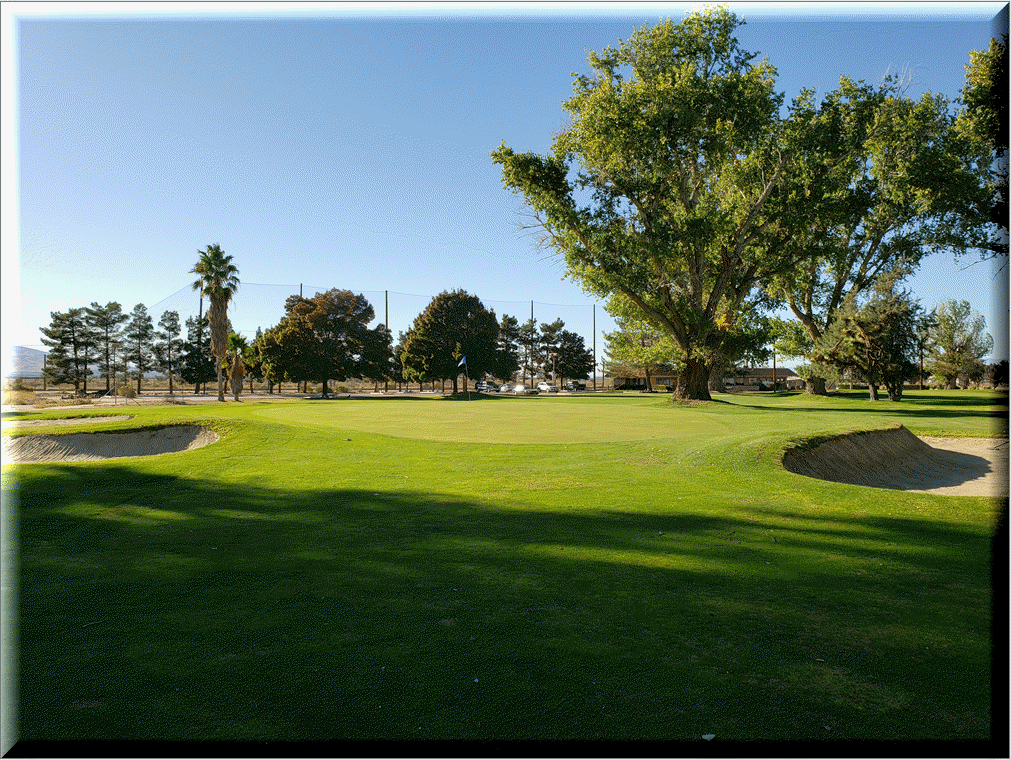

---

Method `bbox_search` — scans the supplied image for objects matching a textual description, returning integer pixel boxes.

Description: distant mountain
[8,346,47,378]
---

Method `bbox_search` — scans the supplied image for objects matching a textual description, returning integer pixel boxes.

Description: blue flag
[458,356,467,367]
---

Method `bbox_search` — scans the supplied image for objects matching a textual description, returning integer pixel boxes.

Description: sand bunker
[783,426,1009,497]
[2,426,219,464]
[4,415,134,428]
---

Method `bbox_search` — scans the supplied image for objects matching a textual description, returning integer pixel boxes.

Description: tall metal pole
[385,290,389,393]
[593,303,597,391]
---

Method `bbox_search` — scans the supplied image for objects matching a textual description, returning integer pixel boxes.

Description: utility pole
[385,290,389,393]
[593,303,597,391]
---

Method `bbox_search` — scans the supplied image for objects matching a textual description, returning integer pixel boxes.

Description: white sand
[4,415,133,428]
[783,426,1009,497]
[2,426,219,464]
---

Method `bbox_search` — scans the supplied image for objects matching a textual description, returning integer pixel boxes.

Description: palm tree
[190,244,240,401]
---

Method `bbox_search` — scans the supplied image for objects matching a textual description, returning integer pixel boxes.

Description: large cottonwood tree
[492,8,840,400]
[764,81,986,394]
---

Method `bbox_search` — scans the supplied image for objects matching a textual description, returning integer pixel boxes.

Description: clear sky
[3,1,1007,377]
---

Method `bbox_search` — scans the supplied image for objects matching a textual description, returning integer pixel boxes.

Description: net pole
[385,290,389,393]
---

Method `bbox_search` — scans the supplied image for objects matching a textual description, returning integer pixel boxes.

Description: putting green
[252,396,728,444]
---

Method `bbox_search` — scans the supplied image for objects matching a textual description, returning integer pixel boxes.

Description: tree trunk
[452,376,459,394]
[886,382,903,402]
[805,375,828,395]
[868,383,879,401]
[708,364,725,394]
[675,359,712,401]
[322,379,329,398]
[216,358,225,402]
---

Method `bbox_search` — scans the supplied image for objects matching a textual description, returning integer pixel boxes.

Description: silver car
[511,384,539,395]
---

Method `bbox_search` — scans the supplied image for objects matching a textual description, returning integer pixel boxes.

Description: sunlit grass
[3,390,1004,743]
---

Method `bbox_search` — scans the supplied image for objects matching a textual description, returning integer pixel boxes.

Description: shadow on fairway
[10,463,995,743]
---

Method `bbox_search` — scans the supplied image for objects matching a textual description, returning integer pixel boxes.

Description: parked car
[537,382,560,393]
[475,381,499,392]
[563,381,586,391]
[511,384,539,395]
[498,383,515,393]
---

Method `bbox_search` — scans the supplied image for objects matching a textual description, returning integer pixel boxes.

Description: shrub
[2,388,36,406]
[117,384,137,398]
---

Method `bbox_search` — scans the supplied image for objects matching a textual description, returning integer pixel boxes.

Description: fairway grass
[2,390,1005,743]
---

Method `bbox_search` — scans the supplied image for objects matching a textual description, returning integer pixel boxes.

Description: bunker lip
[2,425,219,464]
[783,426,1009,497]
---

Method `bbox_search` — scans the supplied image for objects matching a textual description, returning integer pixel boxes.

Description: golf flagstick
[458,355,470,401]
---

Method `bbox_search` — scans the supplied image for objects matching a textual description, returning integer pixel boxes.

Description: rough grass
[2,390,1005,745]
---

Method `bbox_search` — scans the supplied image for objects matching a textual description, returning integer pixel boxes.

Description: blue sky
[3,2,1007,376]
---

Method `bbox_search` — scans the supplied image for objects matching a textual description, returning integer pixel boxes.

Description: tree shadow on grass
[6,463,998,746]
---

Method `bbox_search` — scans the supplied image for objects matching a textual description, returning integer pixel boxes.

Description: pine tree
[152,310,185,394]
[124,304,155,394]
[40,308,94,392]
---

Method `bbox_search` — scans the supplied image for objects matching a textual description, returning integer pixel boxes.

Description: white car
[536,382,560,393]
[511,384,539,395]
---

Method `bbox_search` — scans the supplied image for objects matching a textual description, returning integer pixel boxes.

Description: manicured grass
[2,390,1005,742]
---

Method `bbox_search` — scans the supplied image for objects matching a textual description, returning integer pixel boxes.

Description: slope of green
[2,390,1005,742]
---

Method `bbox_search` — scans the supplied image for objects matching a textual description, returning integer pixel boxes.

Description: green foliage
[490,314,521,382]
[400,290,501,393]
[763,78,984,393]
[812,274,922,401]
[191,243,240,401]
[954,32,1008,260]
[553,328,594,383]
[40,307,94,392]
[258,289,390,396]
[180,315,216,391]
[85,301,129,391]
[602,293,682,385]
[927,299,993,389]
[124,303,155,394]
[492,9,865,401]
[152,310,185,394]
[769,316,813,362]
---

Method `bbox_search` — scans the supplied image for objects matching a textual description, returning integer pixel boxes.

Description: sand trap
[783,426,1009,497]
[2,426,219,464]
[4,415,134,428]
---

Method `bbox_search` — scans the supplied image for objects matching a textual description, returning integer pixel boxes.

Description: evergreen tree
[554,329,595,385]
[400,290,500,394]
[812,273,921,401]
[124,304,155,394]
[491,314,521,383]
[40,308,93,392]
[153,310,185,394]
[180,315,216,393]
[85,301,128,392]
[517,318,540,385]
